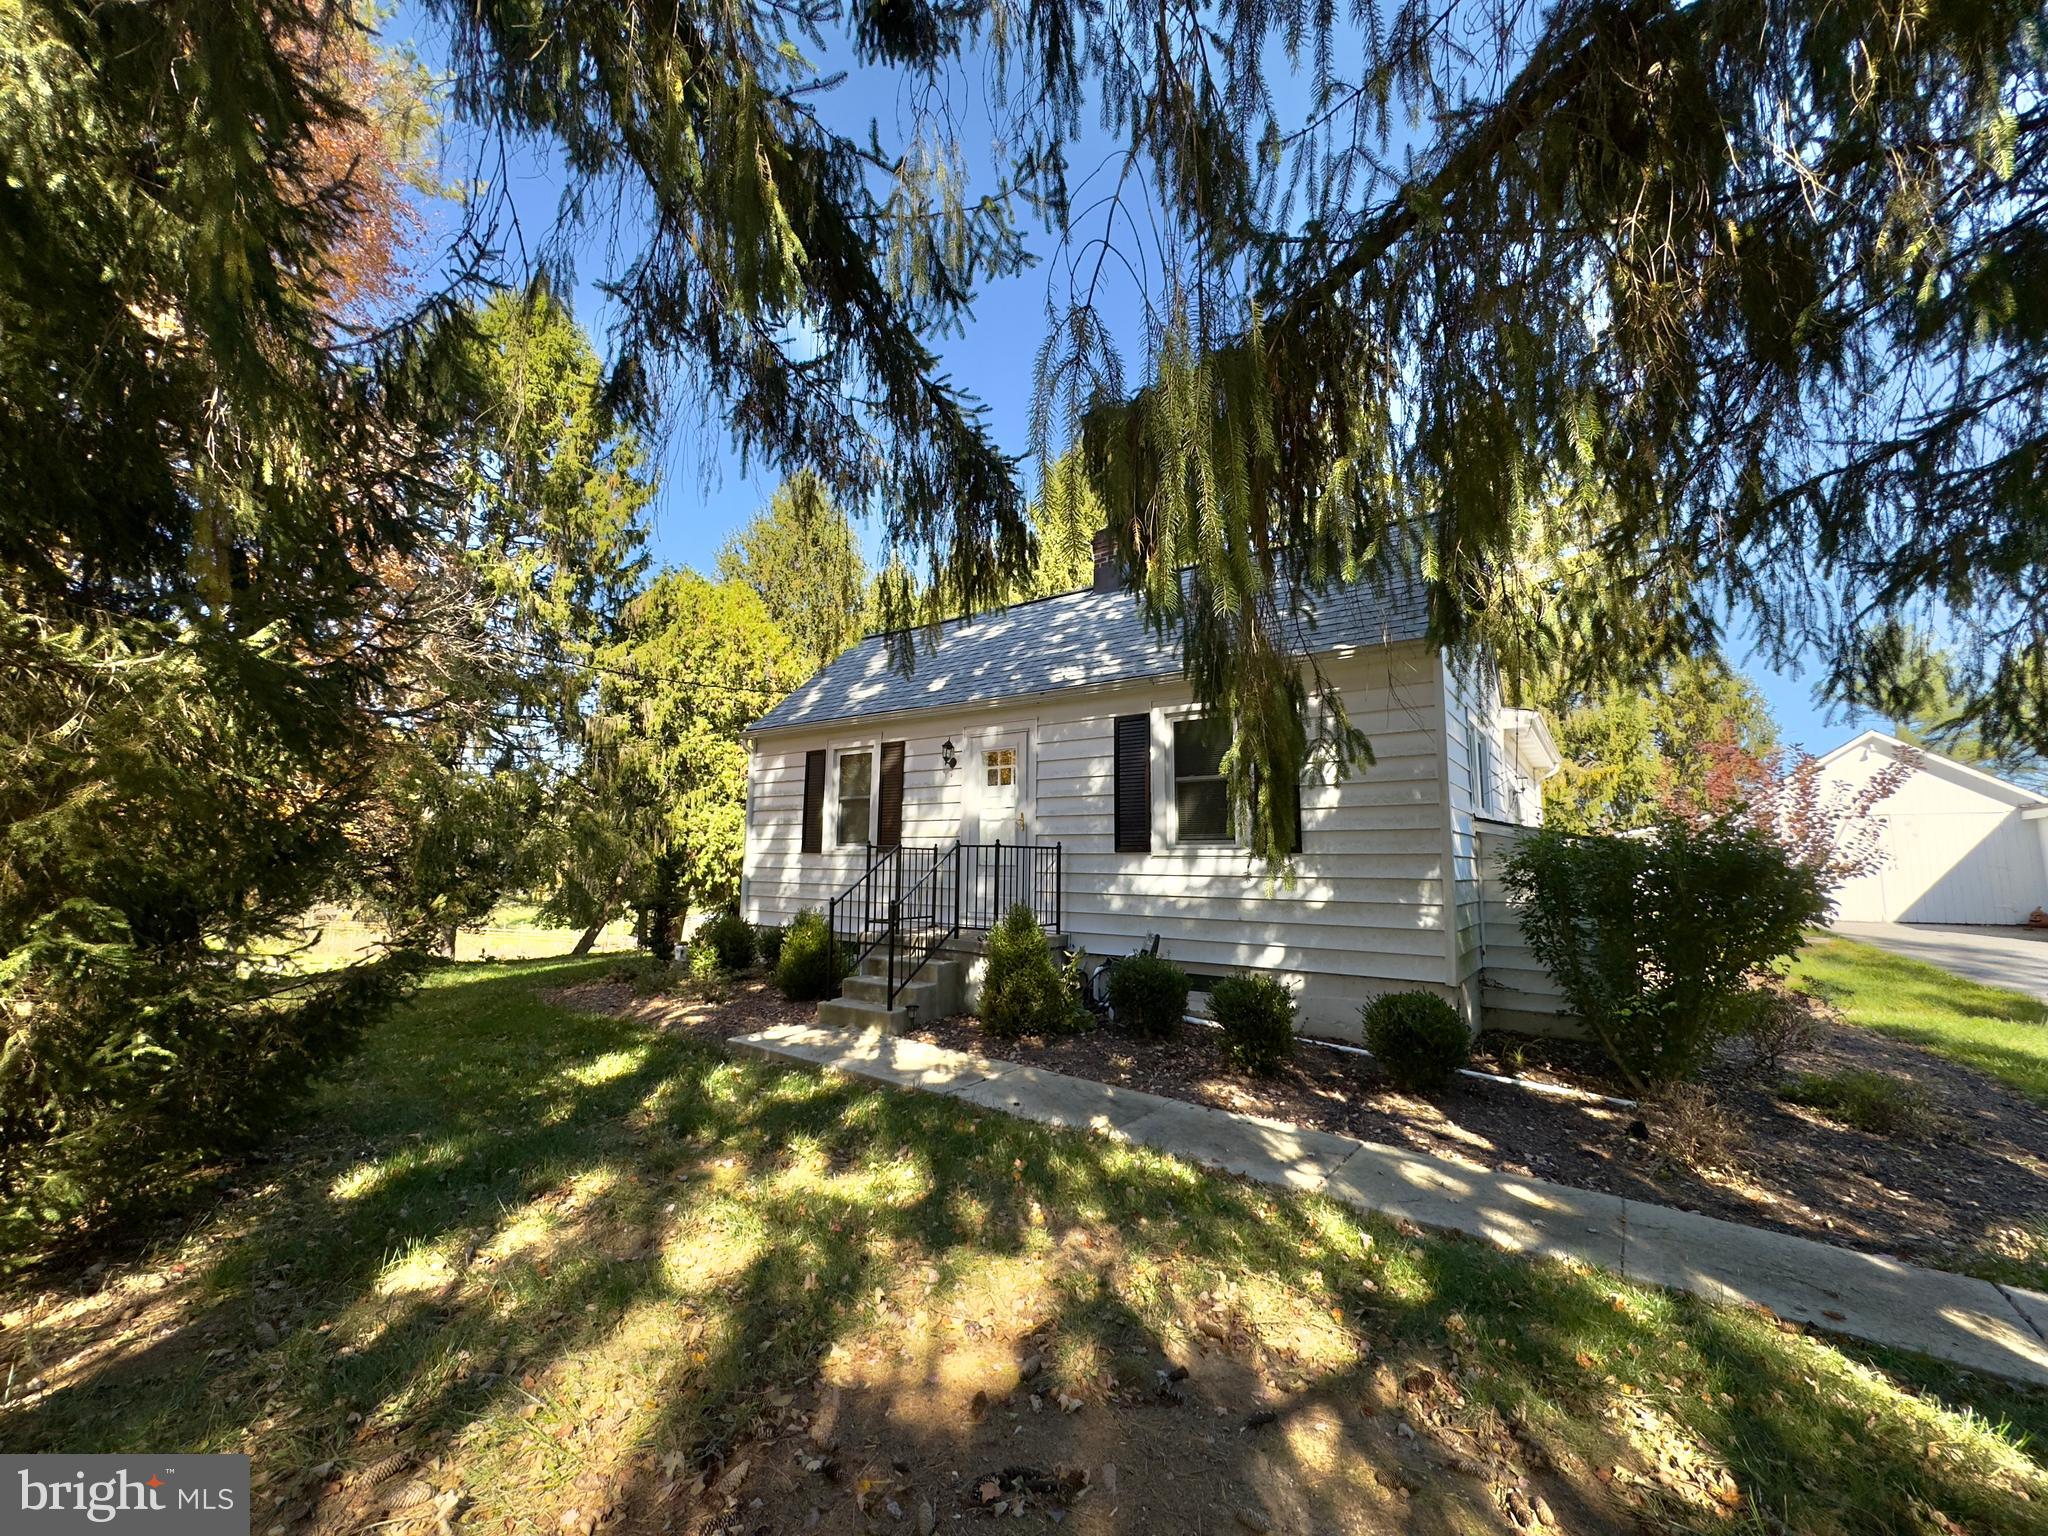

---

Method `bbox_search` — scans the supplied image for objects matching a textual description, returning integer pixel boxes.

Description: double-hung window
[1465,719,1494,815]
[835,748,873,846]
[1172,717,1232,842]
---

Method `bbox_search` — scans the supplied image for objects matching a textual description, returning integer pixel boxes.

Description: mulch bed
[900,1009,2048,1272]
[553,967,2048,1274]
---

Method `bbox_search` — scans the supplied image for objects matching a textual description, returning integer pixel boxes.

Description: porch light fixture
[941,738,958,771]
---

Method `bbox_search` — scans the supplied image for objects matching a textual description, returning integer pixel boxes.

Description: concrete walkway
[1832,921,2048,1004]
[730,1022,2048,1387]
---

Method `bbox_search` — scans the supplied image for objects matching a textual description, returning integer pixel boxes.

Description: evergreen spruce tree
[717,474,870,673]
[0,0,473,1250]
[595,572,804,939]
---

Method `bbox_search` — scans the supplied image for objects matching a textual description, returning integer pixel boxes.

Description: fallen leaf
[808,1387,840,1448]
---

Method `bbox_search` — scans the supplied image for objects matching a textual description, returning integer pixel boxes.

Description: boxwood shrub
[980,904,1088,1038]
[1210,973,1296,1073]
[1108,952,1189,1039]
[1362,990,1470,1092]
[774,910,845,1002]
[699,908,756,972]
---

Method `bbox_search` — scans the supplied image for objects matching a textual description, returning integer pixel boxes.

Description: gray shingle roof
[748,573,1431,734]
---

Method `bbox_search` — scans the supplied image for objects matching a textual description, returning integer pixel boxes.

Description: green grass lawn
[251,903,636,969]
[1787,934,2048,1105]
[4,959,2046,1535]
[1786,933,2048,1293]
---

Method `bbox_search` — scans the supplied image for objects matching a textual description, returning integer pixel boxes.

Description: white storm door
[971,731,1029,844]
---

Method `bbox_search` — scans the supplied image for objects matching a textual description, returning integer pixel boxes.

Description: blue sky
[388,6,1865,754]
[1735,629,1853,755]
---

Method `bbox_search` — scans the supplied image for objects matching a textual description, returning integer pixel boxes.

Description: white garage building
[1817,730,2048,925]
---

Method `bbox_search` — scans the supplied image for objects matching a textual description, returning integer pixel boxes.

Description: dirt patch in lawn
[628,1271,1631,1536]
[899,1009,2048,1274]
[542,972,813,1043]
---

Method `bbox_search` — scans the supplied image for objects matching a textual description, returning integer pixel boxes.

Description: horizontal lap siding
[1442,658,1485,1025]
[744,644,1455,1035]
[1473,818,1579,1038]
[743,724,965,926]
[1039,652,1453,1032]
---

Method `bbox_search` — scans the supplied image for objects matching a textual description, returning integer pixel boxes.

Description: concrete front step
[816,996,910,1033]
[856,949,970,977]
[839,973,940,1011]
[849,952,968,1017]
[824,949,972,1033]
[920,931,1071,958]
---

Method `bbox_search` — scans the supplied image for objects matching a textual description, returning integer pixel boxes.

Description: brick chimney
[1091,528,1121,593]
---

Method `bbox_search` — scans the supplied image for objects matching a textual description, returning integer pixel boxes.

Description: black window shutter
[800,749,826,854]
[1113,714,1151,853]
[876,741,905,849]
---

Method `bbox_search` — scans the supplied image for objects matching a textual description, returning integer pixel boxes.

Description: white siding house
[1817,731,2048,925]
[740,555,1557,1039]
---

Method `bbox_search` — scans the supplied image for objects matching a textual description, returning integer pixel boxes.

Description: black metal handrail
[825,840,1062,1007]
[959,840,1062,934]
[825,844,911,982]
[881,842,960,1006]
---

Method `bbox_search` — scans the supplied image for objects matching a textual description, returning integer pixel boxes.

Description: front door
[971,730,1030,917]
[974,732,1027,842]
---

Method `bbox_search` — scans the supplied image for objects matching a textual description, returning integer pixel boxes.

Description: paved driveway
[1831,921,2048,1003]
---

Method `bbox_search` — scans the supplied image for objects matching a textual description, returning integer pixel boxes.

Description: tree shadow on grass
[4,958,2045,1536]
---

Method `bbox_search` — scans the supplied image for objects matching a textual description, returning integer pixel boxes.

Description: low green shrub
[1778,1068,1940,1139]
[1210,973,1296,1073]
[607,953,666,992]
[774,910,845,1002]
[980,904,1088,1038]
[1109,952,1189,1039]
[1732,982,1823,1073]
[755,923,785,968]
[686,941,724,984]
[1503,814,1829,1088]
[1362,991,1470,1092]
[699,908,755,972]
